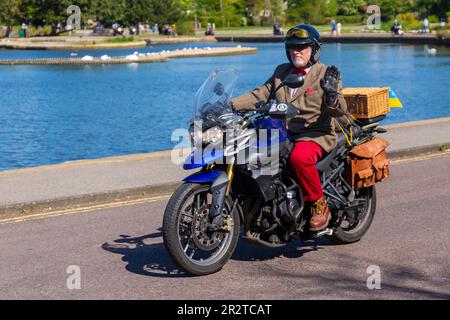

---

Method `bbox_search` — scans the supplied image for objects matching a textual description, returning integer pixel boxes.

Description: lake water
[0,42,449,171]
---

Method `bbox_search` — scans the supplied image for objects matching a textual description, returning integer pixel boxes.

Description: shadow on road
[231,237,333,262]
[102,228,190,278]
[261,250,450,300]
[102,229,334,278]
[102,229,450,299]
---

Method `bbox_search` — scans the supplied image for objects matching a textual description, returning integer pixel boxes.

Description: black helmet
[284,24,321,67]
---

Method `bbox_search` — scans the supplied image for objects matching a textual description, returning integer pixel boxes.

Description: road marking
[0,195,170,225]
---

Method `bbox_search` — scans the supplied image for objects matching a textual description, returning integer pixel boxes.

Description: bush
[396,12,418,24]
[335,15,364,24]
[396,13,422,31]
[176,20,195,36]
[380,21,391,32]
[225,15,244,28]
[199,13,242,28]
[105,36,138,43]
[310,16,329,25]
[427,15,439,23]
[249,15,261,26]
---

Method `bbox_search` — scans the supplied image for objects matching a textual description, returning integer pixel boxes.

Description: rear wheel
[163,183,240,276]
[328,186,376,244]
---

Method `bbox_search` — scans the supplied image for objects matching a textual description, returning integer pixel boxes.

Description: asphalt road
[1,154,449,300]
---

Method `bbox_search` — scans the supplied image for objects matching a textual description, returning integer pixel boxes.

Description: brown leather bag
[347,137,390,188]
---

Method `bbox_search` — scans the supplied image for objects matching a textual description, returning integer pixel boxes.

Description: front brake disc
[191,205,225,251]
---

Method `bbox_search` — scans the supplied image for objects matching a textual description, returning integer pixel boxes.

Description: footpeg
[312,228,334,238]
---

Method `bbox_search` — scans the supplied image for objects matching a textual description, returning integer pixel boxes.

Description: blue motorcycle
[163,70,386,276]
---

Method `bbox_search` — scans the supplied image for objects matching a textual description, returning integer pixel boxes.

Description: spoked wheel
[328,186,376,244]
[163,183,240,276]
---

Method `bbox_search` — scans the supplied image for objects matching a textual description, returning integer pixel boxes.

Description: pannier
[347,137,390,188]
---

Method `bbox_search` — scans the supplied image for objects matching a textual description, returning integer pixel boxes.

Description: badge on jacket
[305,87,314,95]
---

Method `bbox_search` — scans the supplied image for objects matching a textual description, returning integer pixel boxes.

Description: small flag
[389,89,403,108]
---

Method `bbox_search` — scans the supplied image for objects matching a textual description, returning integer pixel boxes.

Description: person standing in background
[331,20,337,35]
[423,17,429,33]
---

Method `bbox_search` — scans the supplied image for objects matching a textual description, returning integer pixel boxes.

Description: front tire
[328,186,376,244]
[163,183,240,276]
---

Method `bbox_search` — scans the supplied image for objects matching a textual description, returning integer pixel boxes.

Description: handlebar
[235,106,385,138]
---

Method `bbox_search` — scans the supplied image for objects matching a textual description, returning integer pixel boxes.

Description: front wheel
[328,186,376,244]
[163,183,240,276]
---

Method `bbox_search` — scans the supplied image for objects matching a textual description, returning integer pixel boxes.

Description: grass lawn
[104,36,141,43]
[194,24,368,36]
[194,23,448,36]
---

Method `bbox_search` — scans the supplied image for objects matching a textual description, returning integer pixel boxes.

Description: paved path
[0,154,449,299]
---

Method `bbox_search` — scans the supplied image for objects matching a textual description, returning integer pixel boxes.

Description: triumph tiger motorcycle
[163,70,389,276]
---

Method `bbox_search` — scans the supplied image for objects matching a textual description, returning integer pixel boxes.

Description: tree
[368,0,414,21]
[148,0,184,24]
[322,0,338,18]
[123,0,153,33]
[414,0,450,18]
[20,0,90,34]
[286,0,333,24]
[336,0,365,16]
[245,0,274,26]
[0,0,23,37]
[271,0,286,22]
[87,0,126,26]
[180,0,195,11]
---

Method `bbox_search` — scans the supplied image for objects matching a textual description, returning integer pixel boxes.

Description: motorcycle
[163,69,388,276]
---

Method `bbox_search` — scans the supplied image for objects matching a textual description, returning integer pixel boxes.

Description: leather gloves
[320,65,340,106]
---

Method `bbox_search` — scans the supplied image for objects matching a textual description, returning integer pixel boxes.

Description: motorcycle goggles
[286,28,310,39]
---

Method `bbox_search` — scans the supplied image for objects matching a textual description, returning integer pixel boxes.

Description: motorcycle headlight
[203,126,223,145]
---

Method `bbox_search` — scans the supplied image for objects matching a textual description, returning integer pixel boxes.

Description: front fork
[209,163,235,220]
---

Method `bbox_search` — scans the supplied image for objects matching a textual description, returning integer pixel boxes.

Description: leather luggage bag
[347,137,390,188]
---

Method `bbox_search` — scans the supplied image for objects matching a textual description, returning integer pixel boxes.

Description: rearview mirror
[282,74,305,89]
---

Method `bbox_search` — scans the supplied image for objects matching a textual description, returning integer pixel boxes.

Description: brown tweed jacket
[232,62,348,153]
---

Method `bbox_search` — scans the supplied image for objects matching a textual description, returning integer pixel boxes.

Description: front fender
[183,169,222,183]
[209,171,229,219]
[183,169,229,219]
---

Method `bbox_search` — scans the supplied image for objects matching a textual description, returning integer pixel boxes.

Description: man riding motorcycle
[231,24,348,232]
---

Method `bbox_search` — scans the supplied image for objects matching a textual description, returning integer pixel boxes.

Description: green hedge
[428,15,440,23]
[334,15,364,24]
[199,13,242,28]
[176,20,195,36]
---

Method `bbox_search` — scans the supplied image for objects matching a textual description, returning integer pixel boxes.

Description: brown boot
[309,197,331,232]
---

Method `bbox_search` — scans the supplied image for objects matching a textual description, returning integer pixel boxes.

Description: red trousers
[289,141,324,202]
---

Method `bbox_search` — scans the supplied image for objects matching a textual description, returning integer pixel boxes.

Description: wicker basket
[342,87,390,119]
